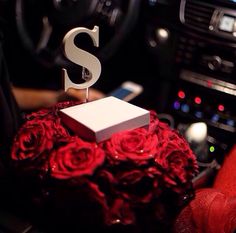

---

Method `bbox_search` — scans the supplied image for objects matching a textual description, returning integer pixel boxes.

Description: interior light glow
[218,104,225,112]
[207,80,212,88]
[209,146,215,153]
[226,119,235,127]
[173,101,181,110]
[211,114,220,122]
[178,90,185,99]
[181,104,190,113]
[156,28,169,40]
[195,111,203,118]
[194,96,202,104]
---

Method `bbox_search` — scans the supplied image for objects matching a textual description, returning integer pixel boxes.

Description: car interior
[0,0,236,232]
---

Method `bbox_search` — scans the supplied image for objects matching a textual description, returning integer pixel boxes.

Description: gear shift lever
[184,122,210,163]
[184,122,220,187]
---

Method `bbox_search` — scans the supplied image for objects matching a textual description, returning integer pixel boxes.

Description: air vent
[181,0,215,32]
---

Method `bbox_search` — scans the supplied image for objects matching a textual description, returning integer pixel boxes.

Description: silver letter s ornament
[62,26,101,90]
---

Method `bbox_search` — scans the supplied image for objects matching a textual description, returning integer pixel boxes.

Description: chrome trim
[209,8,220,31]
[180,0,186,24]
[180,70,236,97]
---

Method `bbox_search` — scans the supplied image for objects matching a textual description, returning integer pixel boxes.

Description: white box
[59,96,150,142]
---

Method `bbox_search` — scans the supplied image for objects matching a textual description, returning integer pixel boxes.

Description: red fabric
[214,145,236,197]
[173,145,236,233]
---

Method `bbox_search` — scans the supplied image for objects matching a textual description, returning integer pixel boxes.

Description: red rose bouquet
[10,101,198,233]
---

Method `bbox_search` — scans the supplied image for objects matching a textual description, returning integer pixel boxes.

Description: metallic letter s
[62,26,101,90]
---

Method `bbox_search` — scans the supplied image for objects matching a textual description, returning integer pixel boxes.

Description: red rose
[54,100,82,110]
[11,119,56,161]
[25,101,82,121]
[104,128,158,166]
[25,108,55,121]
[154,132,198,190]
[154,122,173,143]
[9,102,199,228]
[148,110,160,133]
[115,169,161,203]
[52,118,71,140]
[105,198,135,225]
[49,137,105,179]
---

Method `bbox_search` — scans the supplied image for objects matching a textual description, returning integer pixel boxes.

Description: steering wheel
[15,0,141,69]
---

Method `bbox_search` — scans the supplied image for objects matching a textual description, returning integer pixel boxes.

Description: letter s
[62,26,101,90]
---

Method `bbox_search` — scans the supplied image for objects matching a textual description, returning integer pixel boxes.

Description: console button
[208,56,222,71]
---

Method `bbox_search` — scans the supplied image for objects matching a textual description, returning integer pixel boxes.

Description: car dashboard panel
[145,0,236,163]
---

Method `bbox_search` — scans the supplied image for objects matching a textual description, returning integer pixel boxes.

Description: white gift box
[59,96,150,142]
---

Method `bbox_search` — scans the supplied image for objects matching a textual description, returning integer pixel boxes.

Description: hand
[12,86,105,110]
[12,86,60,110]
[65,87,105,102]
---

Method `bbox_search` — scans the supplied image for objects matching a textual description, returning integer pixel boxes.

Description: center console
[145,0,236,163]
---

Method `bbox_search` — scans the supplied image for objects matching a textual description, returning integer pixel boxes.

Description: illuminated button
[178,90,185,99]
[173,101,181,110]
[218,104,225,112]
[181,104,190,113]
[209,146,215,153]
[207,80,213,88]
[226,119,235,127]
[195,111,203,118]
[194,96,202,105]
[211,114,220,122]
[155,28,169,42]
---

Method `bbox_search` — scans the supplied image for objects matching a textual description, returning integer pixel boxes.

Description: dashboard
[144,0,236,163]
